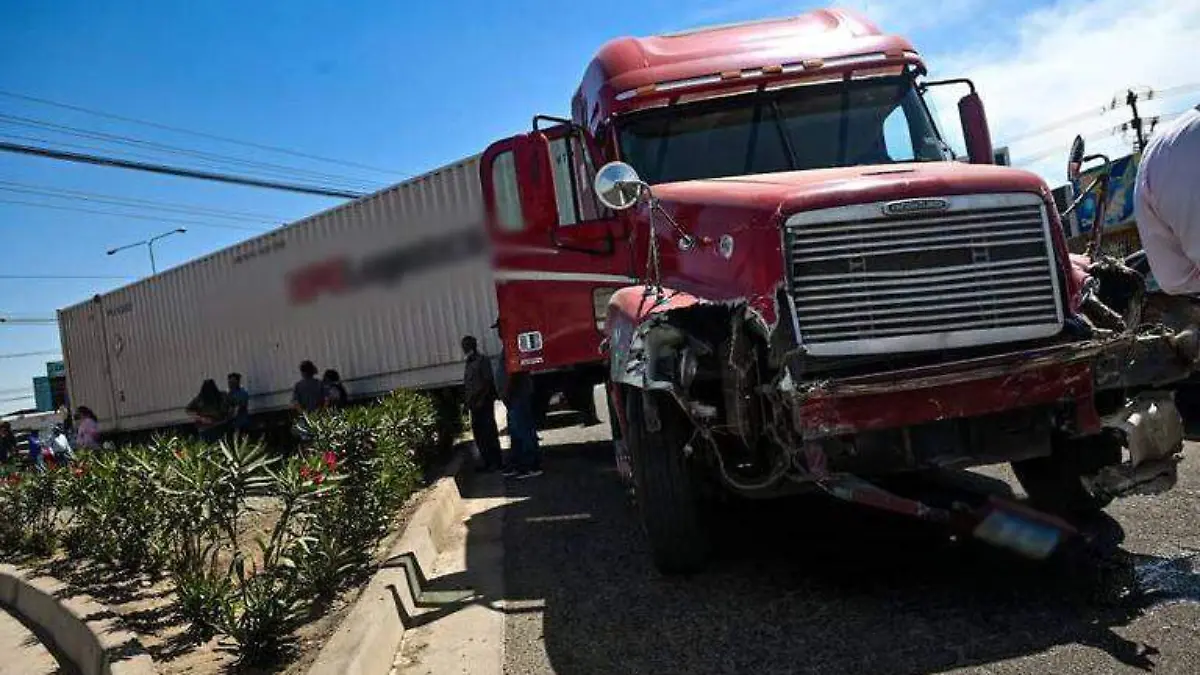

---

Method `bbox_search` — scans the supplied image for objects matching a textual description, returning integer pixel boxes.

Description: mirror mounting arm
[619,180,697,251]
[533,114,575,132]
[652,201,698,251]
[1082,152,1113,257]
[919,77,976,94]
[1059,153,1113,221]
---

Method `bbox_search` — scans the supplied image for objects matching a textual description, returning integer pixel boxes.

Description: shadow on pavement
[438,434,1199,675]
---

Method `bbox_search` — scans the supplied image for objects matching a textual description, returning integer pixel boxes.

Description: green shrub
[0,389,439,667]
[65,445,165,569]
[0,463,70,555]
[0,469,22,550]
[173,546,231,641]
[295,390,428,587]
[215,559,307,665]
[155,436,274,638]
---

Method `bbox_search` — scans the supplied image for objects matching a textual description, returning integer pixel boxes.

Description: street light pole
[107,228,187,274]
[147,237,160,273]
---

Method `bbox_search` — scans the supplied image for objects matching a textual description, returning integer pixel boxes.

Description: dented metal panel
[59,155,501,433]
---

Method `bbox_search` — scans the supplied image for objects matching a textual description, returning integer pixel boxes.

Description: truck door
[481,123,635,376]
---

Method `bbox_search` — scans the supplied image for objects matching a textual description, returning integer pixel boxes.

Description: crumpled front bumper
[788,333,1196,441]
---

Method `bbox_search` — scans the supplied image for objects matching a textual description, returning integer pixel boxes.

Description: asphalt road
[498,411,1200,675]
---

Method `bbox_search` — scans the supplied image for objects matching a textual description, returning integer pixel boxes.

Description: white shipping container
[58,155,502,433]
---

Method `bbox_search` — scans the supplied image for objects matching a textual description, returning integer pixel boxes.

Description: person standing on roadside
[291,361,325,414]
[73,406,100,450]
[322,369,349,409]
[501,366,542,479]
[186,380,230,443]
[226,373,251,434]
[462,335,503,472]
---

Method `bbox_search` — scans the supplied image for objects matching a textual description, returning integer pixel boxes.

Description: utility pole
[1126,89,1146,152]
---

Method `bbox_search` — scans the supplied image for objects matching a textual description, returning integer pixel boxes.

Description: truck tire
[624,388,710,575]
[1012,435,1118,516]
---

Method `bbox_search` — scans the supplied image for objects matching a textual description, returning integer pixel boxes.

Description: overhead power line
[0,131,288,178]
[0,274,132,280]
[0,395,35,403]
[1002,82,1199,145]
[0,180,284,224]
[0,112,380,190]
[1012,111,1186,167]
[0,349,61,359]
[0,141,366,199]
[1013,127,1122,167]
[0,197,266,232]
[0,88,403,175]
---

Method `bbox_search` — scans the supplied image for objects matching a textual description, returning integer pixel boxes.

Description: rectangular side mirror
[958,91,994,165]
[922,78,994,165]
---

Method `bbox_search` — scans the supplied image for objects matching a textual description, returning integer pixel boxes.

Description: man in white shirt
[1134,105,1200,295]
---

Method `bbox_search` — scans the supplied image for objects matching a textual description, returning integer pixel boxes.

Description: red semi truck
[478,9,1195,573]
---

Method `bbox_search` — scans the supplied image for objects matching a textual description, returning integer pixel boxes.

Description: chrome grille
[785,193,1063,357]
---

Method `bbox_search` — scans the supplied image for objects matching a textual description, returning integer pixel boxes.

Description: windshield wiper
[769,98,798,171]
[836,74,852,166]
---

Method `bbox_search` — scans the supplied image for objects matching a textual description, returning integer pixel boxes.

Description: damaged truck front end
[601,172,1195,575]
[558,11,1196,575]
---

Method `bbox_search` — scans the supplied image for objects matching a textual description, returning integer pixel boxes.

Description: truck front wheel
[1011,434,1119,516]
[624,388,711,575]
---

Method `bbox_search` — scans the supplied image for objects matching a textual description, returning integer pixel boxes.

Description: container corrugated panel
[59,155,500,433]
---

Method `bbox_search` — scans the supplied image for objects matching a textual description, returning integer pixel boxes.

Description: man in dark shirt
[462,336,503,472]
[291,361,325,413]
[226,372,251,433]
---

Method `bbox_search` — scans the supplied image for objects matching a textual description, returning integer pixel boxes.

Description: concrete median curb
[307,447,470,675]
[0,564,156,675]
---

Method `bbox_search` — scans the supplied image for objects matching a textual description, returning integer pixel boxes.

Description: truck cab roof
[572,8,920,132]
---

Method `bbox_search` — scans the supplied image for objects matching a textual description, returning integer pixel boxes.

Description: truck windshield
[617,76,951,185]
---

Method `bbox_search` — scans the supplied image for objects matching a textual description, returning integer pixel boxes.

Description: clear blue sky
[0,0,1183,411]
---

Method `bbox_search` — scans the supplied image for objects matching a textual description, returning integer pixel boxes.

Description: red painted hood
[650,161,1054,215]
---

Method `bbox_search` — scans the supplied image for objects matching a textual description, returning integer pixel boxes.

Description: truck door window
[550,132,610,226]
[492,150,525,232]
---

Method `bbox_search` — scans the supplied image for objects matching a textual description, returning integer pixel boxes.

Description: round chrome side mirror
[1067,135,1085,182]
[594,161,644,211]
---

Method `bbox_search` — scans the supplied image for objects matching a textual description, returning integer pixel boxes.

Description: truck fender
[604,285,708,392]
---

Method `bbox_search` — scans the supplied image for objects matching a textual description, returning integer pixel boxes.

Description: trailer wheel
[625,388,710,575]
[1012,434,1118,515]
